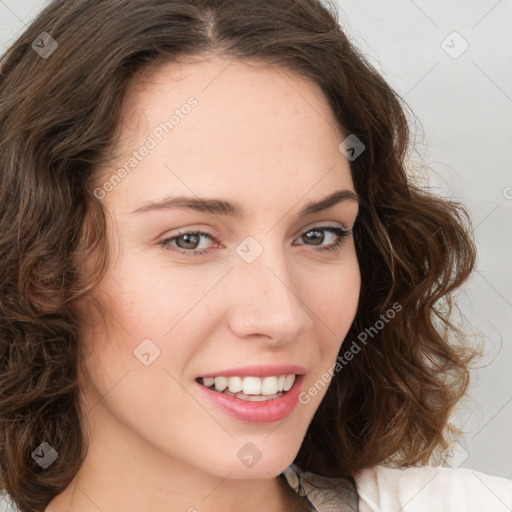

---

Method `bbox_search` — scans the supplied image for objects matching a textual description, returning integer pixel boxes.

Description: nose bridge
[227,237,312,340]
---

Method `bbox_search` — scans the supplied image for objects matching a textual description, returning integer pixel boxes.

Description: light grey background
[0,1,510,508]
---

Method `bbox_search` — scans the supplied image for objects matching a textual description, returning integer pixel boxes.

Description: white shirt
[355,464,512,512]
[281,462,512,511]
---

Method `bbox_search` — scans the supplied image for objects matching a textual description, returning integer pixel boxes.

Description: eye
[159,230,217,257]
[158,226,351,257]
[294,226,351,254]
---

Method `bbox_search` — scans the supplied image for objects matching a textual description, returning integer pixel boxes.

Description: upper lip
[197,364,307,379]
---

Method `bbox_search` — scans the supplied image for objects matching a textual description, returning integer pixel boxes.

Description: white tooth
[214,376,228,392]
[283,374,295,392]
[203,377,215,387]
[277,375,286,392]
[261,376,279,395]
[242,376,262,395]
[227,376,243,393]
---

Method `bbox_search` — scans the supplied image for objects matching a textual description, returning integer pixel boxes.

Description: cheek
[309,254,360,338]
[76,260,214,415]
[76,285,197,450]
[301,255,360,398]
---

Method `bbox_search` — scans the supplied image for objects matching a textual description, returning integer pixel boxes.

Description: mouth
[195,372,306,423]
[195,374,300,402]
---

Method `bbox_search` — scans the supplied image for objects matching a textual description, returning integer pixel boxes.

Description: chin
[210,444,300,480]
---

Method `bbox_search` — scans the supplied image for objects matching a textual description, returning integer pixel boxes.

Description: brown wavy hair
[0,0,478,510]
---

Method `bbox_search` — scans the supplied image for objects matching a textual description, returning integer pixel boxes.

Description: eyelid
[159,220,351,244]
[300,220,351,232]
[158,224,222,242]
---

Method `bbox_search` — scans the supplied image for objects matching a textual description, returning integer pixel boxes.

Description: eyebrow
[131,189,359,217]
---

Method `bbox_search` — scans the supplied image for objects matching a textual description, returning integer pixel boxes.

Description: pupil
[305,229,323,246]
[178,233,199,249]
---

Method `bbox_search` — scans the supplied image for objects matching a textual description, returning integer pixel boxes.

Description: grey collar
[280,462,359,511]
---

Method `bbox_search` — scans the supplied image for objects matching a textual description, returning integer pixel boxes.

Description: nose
[226,243,313,345]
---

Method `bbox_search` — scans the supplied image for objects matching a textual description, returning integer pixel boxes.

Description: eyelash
[158,226,351,257]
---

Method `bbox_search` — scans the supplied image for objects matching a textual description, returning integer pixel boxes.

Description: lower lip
[195,375,305,424]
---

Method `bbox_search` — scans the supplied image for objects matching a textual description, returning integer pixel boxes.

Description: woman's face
[78,56,361,480]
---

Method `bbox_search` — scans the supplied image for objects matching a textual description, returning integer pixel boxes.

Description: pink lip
[197,364,307,379]
[195,374,306,423]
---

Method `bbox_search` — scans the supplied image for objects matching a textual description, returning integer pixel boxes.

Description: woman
[0,1,510,511]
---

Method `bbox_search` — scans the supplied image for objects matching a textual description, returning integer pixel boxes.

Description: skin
[46,55,361,512]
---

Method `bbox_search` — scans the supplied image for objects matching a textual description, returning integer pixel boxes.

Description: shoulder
[353,464,512,512]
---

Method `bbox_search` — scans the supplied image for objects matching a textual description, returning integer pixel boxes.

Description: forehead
[101,55,354,211]
[118,54,345,151]
[123,54,340,124]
